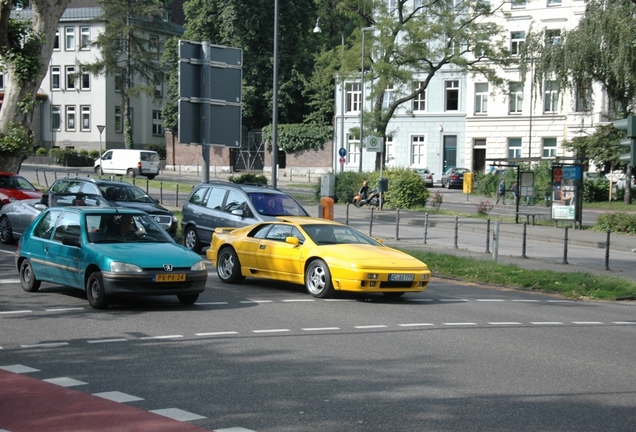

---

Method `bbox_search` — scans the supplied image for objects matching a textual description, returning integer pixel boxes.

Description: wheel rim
[218,252,234,279]
[0,218,9,242]
[89,279,101,303]
[22,263,33,286]
[185,229,197,249]
[306,263,326,295]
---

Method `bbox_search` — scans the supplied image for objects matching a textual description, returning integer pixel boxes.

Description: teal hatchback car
[16,208,207,309]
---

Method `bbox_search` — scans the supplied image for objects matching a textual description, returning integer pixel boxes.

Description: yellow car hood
[318,244,429,270]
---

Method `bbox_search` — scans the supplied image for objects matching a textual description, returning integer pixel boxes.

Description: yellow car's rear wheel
[305,259,335,298]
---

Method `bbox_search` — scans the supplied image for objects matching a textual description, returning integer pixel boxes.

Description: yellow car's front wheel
[217,247,245,283]
[305,259,335,298]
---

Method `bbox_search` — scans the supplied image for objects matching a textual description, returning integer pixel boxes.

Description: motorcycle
[352,189,384,208]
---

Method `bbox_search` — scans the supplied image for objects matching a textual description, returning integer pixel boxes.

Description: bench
[516,212,543,226]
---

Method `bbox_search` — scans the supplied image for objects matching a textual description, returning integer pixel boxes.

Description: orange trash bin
[320,196,334,220]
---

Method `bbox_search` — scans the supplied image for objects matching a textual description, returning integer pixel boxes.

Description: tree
[84,0,175,149]
[355,0,513,170]
[0,0,72,173]
[533,0,636,203]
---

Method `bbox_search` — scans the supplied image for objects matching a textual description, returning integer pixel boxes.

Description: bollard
[521,221,527,258]
[308,171,311,183]
[175,184,179,207]
[605,229,611,271]
[493,220,500,262]
[35,169,40,186]
[454,215,459,249]
[485,218,491,254]
[369,207,374,236]
[145,179,149,193]
[43,170,49,188]
[345,202,350,225]
[423,212,429,244]
[290,169,293,182]
[318,205,323,218]
[159,182,163,204]
[562,225,569,265]
[395,208,400,240]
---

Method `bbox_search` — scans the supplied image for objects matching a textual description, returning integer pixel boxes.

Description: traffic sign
[339,157,346,164]
[338,147,347,157]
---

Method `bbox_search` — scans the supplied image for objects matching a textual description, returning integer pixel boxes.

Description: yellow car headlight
[367,273,379,280]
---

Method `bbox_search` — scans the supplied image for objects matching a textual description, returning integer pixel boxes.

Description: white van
[94,149,160,179]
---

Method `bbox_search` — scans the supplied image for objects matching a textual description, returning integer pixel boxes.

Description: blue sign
[338,148,347,157]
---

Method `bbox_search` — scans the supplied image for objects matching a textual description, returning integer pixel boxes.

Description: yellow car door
[256,224,305,281]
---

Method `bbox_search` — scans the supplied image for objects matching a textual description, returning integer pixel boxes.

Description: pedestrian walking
[512,181,518,204]
[496,178,506,204]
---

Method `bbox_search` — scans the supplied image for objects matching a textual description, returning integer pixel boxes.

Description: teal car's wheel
[184,226,202,253]
[19,259,41,292]
[178,294,199,304]
[305,259,335,298]
[216,247,245,283]
[86,271,108,309]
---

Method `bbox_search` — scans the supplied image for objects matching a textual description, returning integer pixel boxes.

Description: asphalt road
[1,239,636,431]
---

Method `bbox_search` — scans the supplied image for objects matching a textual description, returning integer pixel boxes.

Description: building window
[512,0,526,8]
[544,81,559,113]
[347,134,360,165]
[54,28,60,50]
[475,83,488,114]
[508,138,522,159]
[575,83,592,112]
[382,84,395,109]
[149,35,161,59]
[510,31,525,55]
[445,80,459,111]
[545,29,561,46]
[66,106,76,131]
[385,136,395,166]
[81,106,90,131]
[65,66,76,90]
[509,82,523,114]
[411,135,426,166]
[346,82,361,113]
[80,26,91,50]
[80,70,90,90]
[547,0,562,5]
[542,138,557,158]
[152,111,163,136]
[51,106,61,131]
[51,66,60,90]
[65,27,75,51]
[115,107,122,133]
[413,0,422,14]
[413,82,426,112]
[154,73,163,98]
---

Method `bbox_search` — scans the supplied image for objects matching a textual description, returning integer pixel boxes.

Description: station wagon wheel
[184,226,202,253]
[126,168,136,178]
[177,294,199,305]
[216,247,245,283]
[305,259,335,298]
[0,216,15,245]
[86,271,108,309]
[19,259,41,292]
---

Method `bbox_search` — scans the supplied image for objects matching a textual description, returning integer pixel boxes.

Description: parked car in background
[412,168,434,187]
[0,194,110,245]
[16,208,207,309]
[94,149,160,179]
[441,167,470,189]
[48,177,178,235]
[0,172,42,209]
[208,217,431,298]
[181,181,310,253]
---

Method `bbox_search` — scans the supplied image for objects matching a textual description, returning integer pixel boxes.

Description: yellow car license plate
[155,273,186,282]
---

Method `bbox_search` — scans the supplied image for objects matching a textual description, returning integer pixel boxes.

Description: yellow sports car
[207,217,431,298]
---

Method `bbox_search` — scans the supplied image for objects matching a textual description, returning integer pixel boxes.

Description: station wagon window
[33,209,63,239]
[224,190,248,213]
[204,188,226,210]
[188,187,208,206]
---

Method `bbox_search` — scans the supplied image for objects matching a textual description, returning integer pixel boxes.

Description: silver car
[413,168,434,187]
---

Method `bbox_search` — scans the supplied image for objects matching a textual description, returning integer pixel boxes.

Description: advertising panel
[551,165,581,220]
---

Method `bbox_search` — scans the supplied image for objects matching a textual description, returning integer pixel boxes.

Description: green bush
[35,147,48,156]
[582,179,610,202]
[228,173,268,185]
[89,150,101,159]
[79,149,89,156]
[49,147,65,163]
[383,167,429,209]
[595,212,636,234]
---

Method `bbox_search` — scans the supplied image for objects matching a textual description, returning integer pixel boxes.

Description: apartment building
[11,0,184,154]
[337,0,600,182]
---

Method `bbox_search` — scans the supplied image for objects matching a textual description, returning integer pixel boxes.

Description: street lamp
[360,26,374,173]
[97,125,105,175]
[272,0,280,188]
[313,21,346,173]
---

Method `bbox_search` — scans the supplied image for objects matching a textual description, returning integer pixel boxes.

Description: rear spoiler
[213,227,237,236]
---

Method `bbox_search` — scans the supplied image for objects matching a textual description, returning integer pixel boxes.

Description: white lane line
[43,377,87,387]
[477,299,505,302]
[613,321,636,325]
[0,310,32,315]
[324,299,355,302]
[440,299,468,302]
[252,329,290,333]
[530,322,563,325]
[87,338,128,344]
[513,300,540,302]
[406,299,433,302]
[93,391,144,403]
[195,302,229,305]
[488,322,522,325]
[216,428,258,432]
[0,365,40,373]
[139,335,183,340]
[283,299,315,302]
[0,278,20,283]
[240,300,273,304]
[573,322,603,325]
[302,327,340,331]
[150,408,206,421]
[354,325,388,329]
[443,322,477,326]
[547,300,574,303]
[195,331,238,336]
[398,323,435,327]
[45,307,84,312]
[21,342,69,348]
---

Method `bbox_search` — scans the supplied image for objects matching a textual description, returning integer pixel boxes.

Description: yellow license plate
[155,273,186,282]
